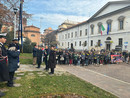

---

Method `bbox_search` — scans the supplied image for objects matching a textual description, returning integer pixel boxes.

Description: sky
[23,0,124,33]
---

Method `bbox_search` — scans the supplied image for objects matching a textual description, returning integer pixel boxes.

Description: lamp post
[13,8,18,39]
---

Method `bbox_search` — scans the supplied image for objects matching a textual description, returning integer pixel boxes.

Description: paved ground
[84,63,130,83]
[57,64,130,98]
[16,64,130,98]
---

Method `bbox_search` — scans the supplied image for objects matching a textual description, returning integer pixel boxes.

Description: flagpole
[20,0,23,53]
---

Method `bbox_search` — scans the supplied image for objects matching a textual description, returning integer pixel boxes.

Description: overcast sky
[23,0,125,33]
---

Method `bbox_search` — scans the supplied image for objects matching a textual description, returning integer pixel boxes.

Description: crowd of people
[54,49,130,66]
[33,44,130,69]
[33,45,56,74]
[1,32,130,97]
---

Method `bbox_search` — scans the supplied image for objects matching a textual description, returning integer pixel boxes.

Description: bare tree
[0,0,32,31]
[43,30,59,46]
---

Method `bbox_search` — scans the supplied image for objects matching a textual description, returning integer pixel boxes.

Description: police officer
[0,33,9,97]
[9,38,19,50]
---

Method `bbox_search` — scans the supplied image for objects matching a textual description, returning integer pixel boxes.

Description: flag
[101,25,105,35]
[107,24,109,35]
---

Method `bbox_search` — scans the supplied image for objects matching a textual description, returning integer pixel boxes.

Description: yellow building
[24,25,41,45]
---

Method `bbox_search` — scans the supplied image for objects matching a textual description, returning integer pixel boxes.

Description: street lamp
[13,8,18,39]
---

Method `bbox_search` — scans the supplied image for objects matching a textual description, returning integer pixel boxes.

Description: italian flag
[101,25,105,35]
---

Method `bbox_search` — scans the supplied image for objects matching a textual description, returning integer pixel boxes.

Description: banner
[111,55,123,63]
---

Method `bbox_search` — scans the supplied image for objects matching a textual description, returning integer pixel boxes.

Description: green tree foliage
[23,37,33,53]
[31,42,37,47]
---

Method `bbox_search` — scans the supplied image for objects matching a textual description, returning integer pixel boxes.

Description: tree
[0,0,32,32]
[43,30,58,46]
[23,37,33,53]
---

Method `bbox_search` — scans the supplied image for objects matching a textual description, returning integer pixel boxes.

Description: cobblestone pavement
[57,64,130,98]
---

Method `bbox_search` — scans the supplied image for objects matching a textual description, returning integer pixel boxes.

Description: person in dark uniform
[44,45,49,71]
[36,46,43,68]
[9,39,19,50]
[0,33,9,97]
[33,45,37,65]
[48,45,56,74]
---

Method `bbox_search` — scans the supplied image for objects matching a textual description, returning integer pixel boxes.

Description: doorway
[106,37,112,51]
[106,43,111,51]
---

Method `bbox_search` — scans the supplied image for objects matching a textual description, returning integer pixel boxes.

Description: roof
[88,0,130,21]
[59,20,88,32]
[24,25,40,29]
[58,1,130,33]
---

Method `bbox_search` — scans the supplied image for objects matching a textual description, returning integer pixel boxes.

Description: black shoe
[0,91,5,97]
[49,72,54,75]
[36,67,40,68]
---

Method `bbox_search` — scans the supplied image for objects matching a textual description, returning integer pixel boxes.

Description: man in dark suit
[48,45,56,74]
[33,45,37,65]
[0,33,9,97]
[44,45,49,71]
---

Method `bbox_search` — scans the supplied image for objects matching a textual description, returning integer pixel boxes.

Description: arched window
[90,24,94,35]
[118,16,125,30]
[106,37,112,40]
[106,19,112,32]
[31,34,35,37]
[97,22,102,34]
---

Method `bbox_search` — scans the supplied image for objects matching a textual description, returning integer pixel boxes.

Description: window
[79,41,81,46]
[119,38,123,46]
[106,19,112,32]
[119,20,124,30]
[90,24,94,35]
[68,33,70,38]
[91,27,94,35]
[98,40,101,47]
[68,42,69,47]
[65,34,67,39]
[98,25,101,34]
[91,40,93,46]
[84,41,87,46]
[107,23,112,32]
[75,41,76,46]
[97,22,102,34]
[80,30,82,36]
[118,16,125,30]
[62,35,64,39]
[71,32,73,38]
[31,34,35,37]
[62,42,64,46]
[75,31,77,37]
[85,29,87,36]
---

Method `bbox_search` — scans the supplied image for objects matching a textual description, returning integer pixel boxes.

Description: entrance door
[106,44,111,51]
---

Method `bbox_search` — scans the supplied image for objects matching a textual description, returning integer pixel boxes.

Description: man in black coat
[33,45,37,65]
[48,45,56,74]
[44,45,49,71]
[0,33,9,97]
[36,46,43,68]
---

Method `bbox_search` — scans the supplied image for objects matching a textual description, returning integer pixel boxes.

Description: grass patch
[20,53,33,64]
[1,71,117,98]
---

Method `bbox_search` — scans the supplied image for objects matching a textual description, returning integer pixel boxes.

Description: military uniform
[0,42,9,82]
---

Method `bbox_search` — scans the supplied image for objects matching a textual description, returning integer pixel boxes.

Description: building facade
[57,1,130,51]
[24,25,41,45]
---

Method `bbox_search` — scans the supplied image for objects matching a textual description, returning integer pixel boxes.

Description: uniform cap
[0,33,7,38]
